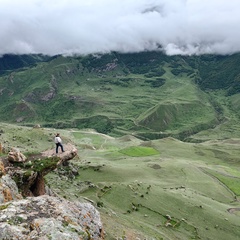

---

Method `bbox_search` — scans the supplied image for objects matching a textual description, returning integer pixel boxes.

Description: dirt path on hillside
[228,208,240,214]
[199,167,237,201]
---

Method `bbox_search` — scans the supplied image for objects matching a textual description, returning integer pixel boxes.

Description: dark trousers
[56,143,64,153]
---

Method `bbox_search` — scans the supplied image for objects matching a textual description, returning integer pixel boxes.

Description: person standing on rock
[54,133,65,154]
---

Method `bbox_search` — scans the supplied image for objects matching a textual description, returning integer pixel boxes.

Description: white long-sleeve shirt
[54,136,62,144]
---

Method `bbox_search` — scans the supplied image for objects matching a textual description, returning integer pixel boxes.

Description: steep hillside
[0,54,51,75]
[1,123,240,239]
[187,54,240,95]
[0,52,240,141]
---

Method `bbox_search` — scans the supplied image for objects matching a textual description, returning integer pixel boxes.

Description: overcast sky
[0,0,239,56]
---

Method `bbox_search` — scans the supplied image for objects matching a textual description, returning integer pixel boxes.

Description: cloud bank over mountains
[0,0,240,56]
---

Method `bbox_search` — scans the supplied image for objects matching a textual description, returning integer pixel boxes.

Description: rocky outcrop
[0,144,104,239]
[4,144,78,197]
[0,144,78,201]
[0,195,103,240]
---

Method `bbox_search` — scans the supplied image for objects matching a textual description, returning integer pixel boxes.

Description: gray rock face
[0,195,103,240]
[0,174,22,203]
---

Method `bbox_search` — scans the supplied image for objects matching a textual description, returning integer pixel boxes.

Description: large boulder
[0,195,103,239]
[41,143,78,161]
[8,149,27,163]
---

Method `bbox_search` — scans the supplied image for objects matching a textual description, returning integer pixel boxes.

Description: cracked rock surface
[0,195,103,240]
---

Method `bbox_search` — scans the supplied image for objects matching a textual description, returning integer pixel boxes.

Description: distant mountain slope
[0,54,51,75]
[0,52,240,141]
[183,54,240,95]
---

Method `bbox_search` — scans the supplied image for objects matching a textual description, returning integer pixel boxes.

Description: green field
[119,146,159,157]
[45,130,240,239]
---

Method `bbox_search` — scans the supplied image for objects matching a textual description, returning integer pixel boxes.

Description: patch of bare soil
[227,208,240,214]
[148,163,161,169]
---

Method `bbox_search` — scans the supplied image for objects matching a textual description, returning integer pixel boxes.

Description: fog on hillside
[0,0,240,56]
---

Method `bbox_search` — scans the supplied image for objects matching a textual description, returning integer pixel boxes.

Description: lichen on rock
[0,174,22,204]
[0,195,103,239]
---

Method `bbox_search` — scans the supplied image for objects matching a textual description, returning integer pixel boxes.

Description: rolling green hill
[0,52,240,141]
[1,123,240,239]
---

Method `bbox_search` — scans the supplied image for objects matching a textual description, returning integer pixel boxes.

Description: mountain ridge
[0,51,240,141]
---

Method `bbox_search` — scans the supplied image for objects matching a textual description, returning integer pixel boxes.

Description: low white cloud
[0,0,239,56]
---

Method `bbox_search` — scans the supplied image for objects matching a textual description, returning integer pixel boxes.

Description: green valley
[0,52,240,239]
[1,52,240,141]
